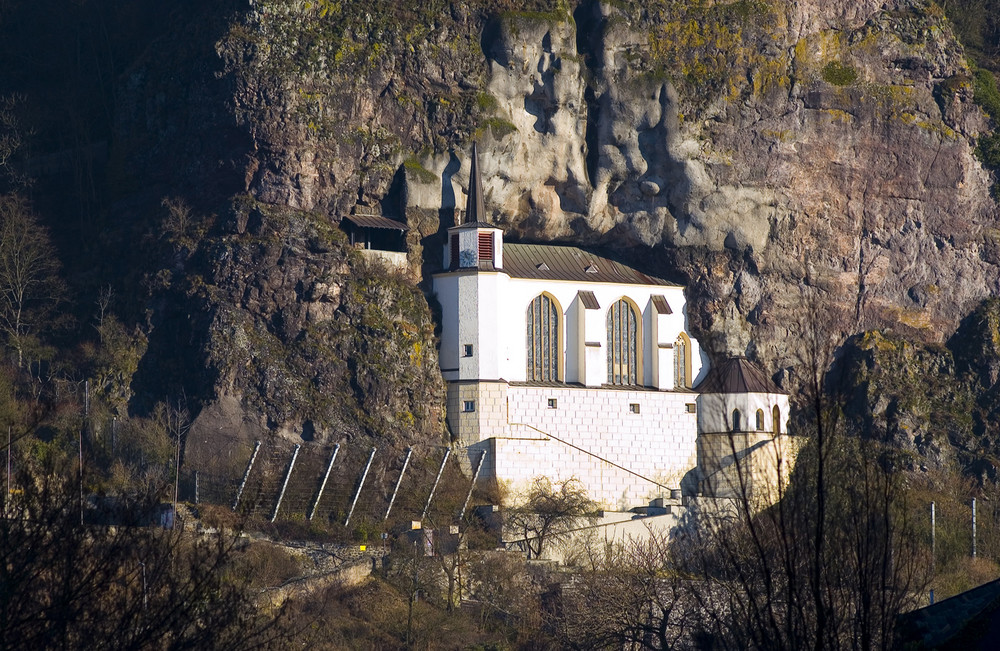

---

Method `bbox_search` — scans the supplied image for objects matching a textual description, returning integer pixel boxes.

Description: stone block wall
[697,432,798,503]
[446,381,509,445]
[462,384,699,510]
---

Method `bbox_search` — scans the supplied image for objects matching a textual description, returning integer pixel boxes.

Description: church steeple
[443,143,503,271]
[465,142,486,225]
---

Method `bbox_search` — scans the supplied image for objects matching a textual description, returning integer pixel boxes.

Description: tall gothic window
[773,405,781,435]
[607,299,638,385]
[675,332,691,389]
[732,409,742,432]
[756,409,765,431]
[526,294,559,381]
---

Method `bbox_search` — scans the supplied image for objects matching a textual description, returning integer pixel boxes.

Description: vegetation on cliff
[834,300,1000,486]
[1,464,293,649]
[943,0,1000,192]
[182,197,444,443]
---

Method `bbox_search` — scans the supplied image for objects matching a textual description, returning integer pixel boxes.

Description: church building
[433,146,792,510]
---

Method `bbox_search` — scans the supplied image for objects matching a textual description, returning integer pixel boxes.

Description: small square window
[547,398,558,409]
[629,403,640,414]
[685,403,697,414]
[462,400,476,413]
[463,344,474,357]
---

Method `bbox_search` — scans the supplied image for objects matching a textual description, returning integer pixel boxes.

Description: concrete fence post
[459,449,486,520]
[232,440,262,511]
[384,447,413,522]
[931,501,936,574]
[345,447,377,527]
[973,497,978,559]
[271,444,301,522]
[309,444,340,521]
[422,448,451,520]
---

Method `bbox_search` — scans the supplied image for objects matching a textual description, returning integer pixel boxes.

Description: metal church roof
[502,243,680,286]
[695,356,786,395]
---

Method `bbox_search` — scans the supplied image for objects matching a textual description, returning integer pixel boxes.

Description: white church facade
[432,147,793,510]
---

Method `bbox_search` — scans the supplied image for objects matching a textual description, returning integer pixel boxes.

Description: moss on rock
[821,60,858,86]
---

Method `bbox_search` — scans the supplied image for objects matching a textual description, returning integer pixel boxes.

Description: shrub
[475,92,498,113]
[974,67,1000,122]
[977,131,1000,169]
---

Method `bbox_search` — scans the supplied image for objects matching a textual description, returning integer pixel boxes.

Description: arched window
[607,299,639,385]
[732,409,742,432]
[772,405,781,435]
[526,294,560,381]
[675,332,692,389]
[756,409,765,431]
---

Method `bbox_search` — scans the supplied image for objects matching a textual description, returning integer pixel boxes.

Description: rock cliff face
[217,1,999,368]
[834,300,1000,482]
[112,0,1000,445]
[146,197,445,456]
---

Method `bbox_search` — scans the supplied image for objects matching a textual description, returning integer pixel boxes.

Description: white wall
[511,511,683,564]
[466,384,700,509]
[696,392,790,435]
[357,249,407,269]
[435,270,510,382]
[438,260,715,510]
[434,274,460,380]
[497,277,703,388]
[457,272,480,379]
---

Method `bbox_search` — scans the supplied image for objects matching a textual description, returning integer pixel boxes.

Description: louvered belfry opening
[478,232,493,262]
[450,234,460,269]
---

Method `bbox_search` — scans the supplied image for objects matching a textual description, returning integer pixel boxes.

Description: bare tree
[0,93,30,189]
[554,301,928,650]
[465,549,546,641]
[0,460,292,650]
[678,432,927,651]
[94,284,114,339]
[0,194,63,367]
[506,476,598,559]
[675,303,928,651]
[556,532,693,650]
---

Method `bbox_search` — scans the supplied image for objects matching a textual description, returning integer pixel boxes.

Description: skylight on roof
[585,264,599,273]
[536,262,550,271]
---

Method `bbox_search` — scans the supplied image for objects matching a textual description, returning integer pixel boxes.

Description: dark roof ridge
[451,221,500,230]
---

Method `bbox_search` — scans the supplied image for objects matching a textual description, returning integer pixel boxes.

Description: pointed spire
[465,142,486,225]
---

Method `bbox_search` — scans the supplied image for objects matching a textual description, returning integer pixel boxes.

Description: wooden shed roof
[342,214,409,231]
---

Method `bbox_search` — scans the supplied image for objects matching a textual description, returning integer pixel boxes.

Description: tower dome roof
[695,356,786,395]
